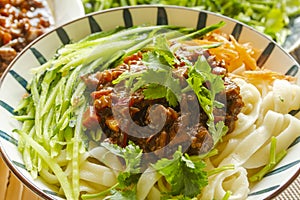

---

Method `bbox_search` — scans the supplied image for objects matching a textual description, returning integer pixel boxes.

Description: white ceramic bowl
[0,5,299,200]
[47,0,85,27]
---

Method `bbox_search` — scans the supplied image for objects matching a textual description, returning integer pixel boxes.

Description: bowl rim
[1,4,300,200]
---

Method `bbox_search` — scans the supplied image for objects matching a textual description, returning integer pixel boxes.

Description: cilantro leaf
[113,34,182,108]
[107,189,137,200]
[142,83,168,99]
[143,34,180,67]
[142,50,171,71]
[209,121,228,145]
[101,141,142,198]
[112,70,142,86]
[152,147,208,198]
[142,83,179,107]
[117,172,141,189]
[101,141,142,173]
[186,55,227,145]
[133,69,182,107]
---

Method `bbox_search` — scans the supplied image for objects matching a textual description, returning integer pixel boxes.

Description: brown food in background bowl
[0,0,54,76]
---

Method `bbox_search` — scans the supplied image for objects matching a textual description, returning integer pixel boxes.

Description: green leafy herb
[161,194,198,200]
[82,141,142,199]
[135,69,182,107]
[102,141,142,193]
[101,141,142,173]
[210,120,228,146]
[113,69,181,107]
[249,137,287,182]
[186,55,228,145]
[112,35,183,107]
[186,55,224,119]
[152,147,208,198]
[108,189,137,200]
[144,34,180,67]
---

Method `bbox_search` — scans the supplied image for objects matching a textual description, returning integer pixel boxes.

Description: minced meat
[82,45,244,160]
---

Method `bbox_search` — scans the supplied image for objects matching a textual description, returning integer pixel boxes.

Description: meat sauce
[0,0,54,76]
[82,43,244,159]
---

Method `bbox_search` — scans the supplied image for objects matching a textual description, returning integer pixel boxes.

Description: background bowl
[0,5,300,200]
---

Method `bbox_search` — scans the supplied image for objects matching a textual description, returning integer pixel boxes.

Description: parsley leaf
[99,142,142,199]
[117,172,141,189]
[112,34,182,107]
[101,141,142,173]
[107,189,137,200]
[152,147,208,198]
[143,83,179,107]
[133,69,181,107]
[142,83,168,99]
[209,120,228,145]
[186,55,227,145]
[143,34,180,67]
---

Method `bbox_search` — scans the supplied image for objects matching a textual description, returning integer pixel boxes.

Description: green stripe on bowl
[88,16,102,33]
[248,185,280,196]
[289,108,300,116]
[56,27,70,45]
[0,130,18,146]
[231,23,243,41]
[0,100,15,115]
[9,70,28,90]
[285,64,299,76]
[197,12,207,30]
[265,160,300,177]
[257,42,275,68]
[30,48,47,65]
[157,7,168,25]
[289,136,300,148]
[43,189,65,198]
[123,8,133,28]
[12,160,26,169]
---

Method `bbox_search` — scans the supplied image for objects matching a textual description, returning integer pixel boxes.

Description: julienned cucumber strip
[14,129,74,200]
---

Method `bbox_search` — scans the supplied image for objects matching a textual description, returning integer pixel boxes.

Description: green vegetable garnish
[82,141,142,199]
[249,137,287,182]
[186,55,228,145]
[152,147,208,198]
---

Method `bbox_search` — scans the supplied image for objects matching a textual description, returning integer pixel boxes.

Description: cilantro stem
[190,149,219,162]
[269,136,277,165]
[81,183,119,199]
[249,150,287,182]
[207,164,235,176]
[249,137,287,182]
[222,190,232,200]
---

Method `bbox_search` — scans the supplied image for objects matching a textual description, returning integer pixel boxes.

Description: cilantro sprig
[81,141,143,199]
[152,147,208,198]
[101,141,142,173]
[185,55,228,145]
[112,35,182,107]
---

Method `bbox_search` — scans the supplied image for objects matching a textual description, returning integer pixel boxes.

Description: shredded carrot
[242,70,296,82]
[202,31,260,72]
